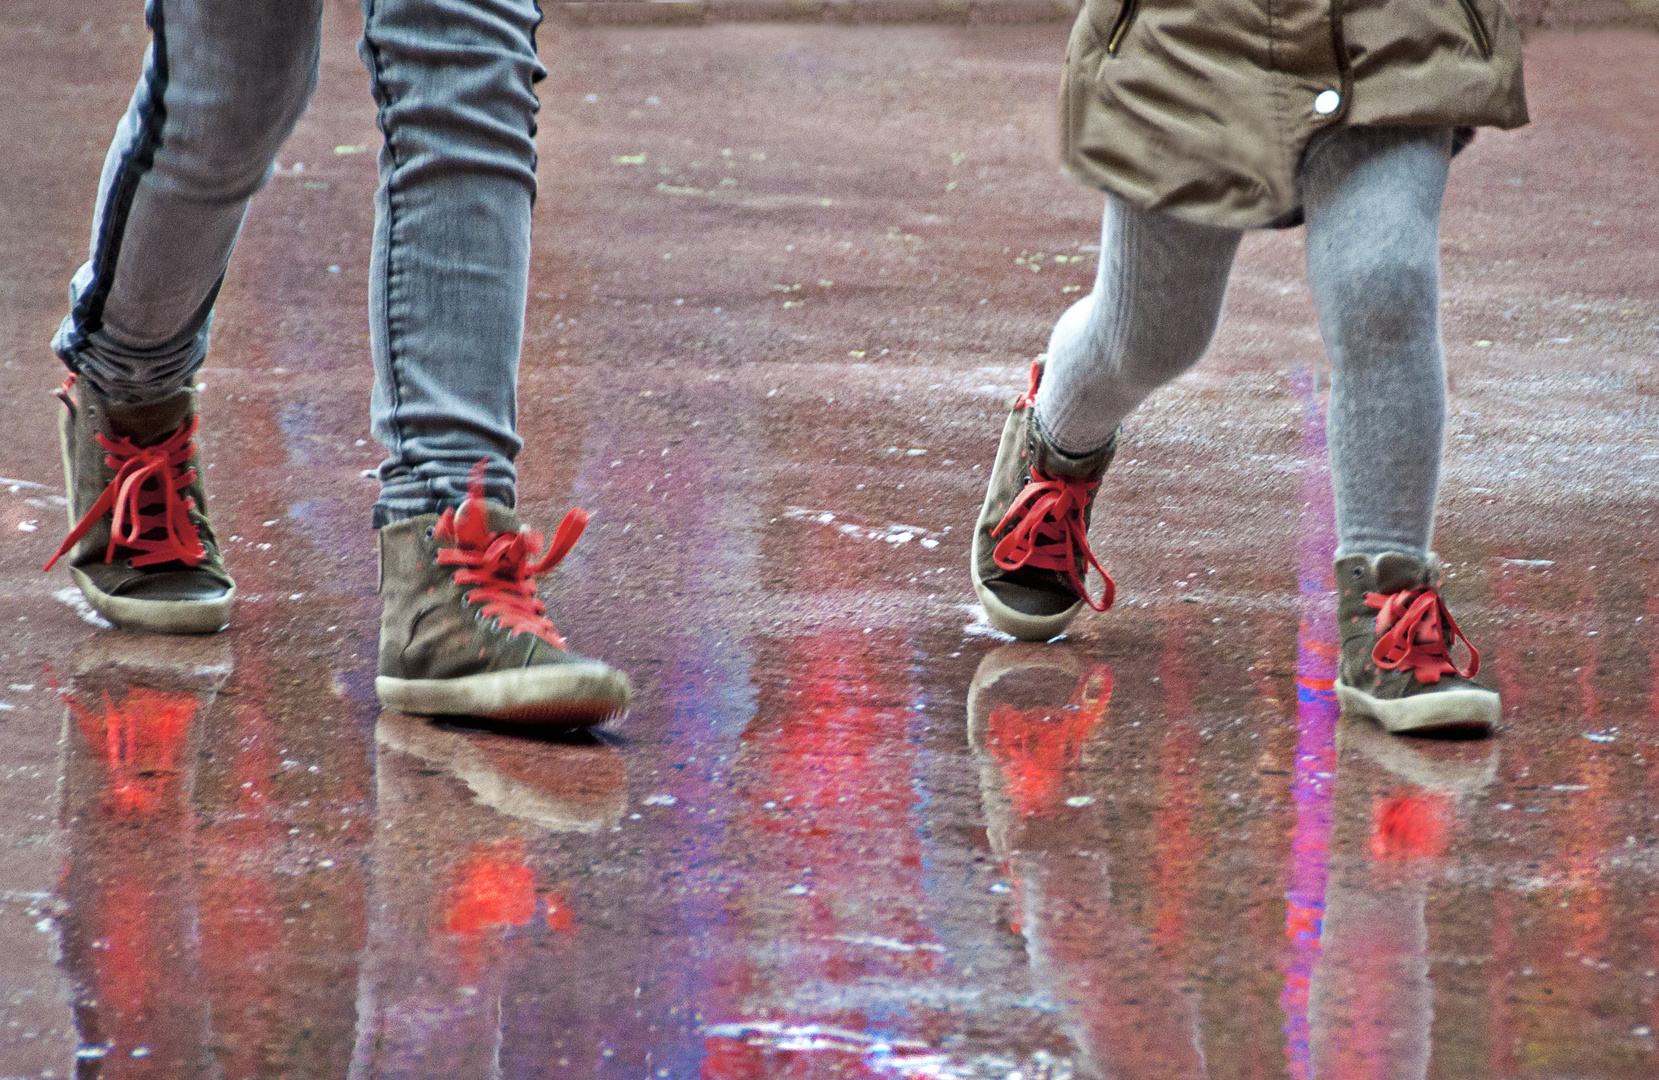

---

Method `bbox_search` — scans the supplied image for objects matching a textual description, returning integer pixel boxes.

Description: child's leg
[971,197,1241,640]
[1033,196,1243,457]
[1306,128,1498,735]
[1301,126,1456,561]
[52,0,325,403]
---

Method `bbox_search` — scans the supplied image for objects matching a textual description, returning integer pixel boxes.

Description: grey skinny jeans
[1034,126,1457,560]
[52,0,544,525]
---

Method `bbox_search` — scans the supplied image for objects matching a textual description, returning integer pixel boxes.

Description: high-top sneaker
[45,375,235,634]
[1334,552,1499,734]
[970,358,1116,641]
[374,466,630,725]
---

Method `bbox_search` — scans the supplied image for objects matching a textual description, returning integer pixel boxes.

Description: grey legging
[1032,125,1456,560]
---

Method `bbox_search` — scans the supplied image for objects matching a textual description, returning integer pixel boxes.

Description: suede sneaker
[970,358,1116,641]
[44,375,234,634]
[374,467,630,725]
[1334,552,1499,734]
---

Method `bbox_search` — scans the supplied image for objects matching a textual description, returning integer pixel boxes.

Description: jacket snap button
[1314,90,1342,115]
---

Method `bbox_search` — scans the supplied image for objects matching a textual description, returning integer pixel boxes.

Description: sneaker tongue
[448,497,523,548]
[1374,552,1433,594]
[480,502,523,535]
[103,388,195,446]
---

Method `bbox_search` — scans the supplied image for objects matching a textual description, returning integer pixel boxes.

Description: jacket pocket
[1105,0,1140,55]
[1455,0,1493,59]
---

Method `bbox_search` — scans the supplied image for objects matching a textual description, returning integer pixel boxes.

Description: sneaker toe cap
[985,578,1079,618]
[111,569,233,602]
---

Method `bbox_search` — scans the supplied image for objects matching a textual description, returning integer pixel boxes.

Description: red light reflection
[704,632,939,1079]
[66,688,199,815]
[544,891,576,933]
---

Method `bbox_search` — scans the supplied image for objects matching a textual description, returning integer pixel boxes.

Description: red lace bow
[45,403,207,572]
[1366,586,1480,684]
[990,357,1115,612]
[992,469,1115,612]
[435,465,587,649]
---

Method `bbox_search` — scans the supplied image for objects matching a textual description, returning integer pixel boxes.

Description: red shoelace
[1365,585,1480,684]
[435,465,588,649]
[45,380,207,572]
[990,357,1116,612]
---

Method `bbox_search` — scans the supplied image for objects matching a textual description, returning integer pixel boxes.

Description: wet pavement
[2,3,1658,1077]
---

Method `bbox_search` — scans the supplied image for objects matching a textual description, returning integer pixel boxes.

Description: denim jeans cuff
[372,478,516,528]
[372,501,441,529]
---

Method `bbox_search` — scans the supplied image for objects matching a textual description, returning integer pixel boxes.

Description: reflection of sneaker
[44,376,234,634]
[56,636,234,1069]
[374,466,630,725]
[1334,552,1499,735]
[1341,714,1499,863]
[353,714,621,1080]
[967,644,1111,851]
[62,635,234,814]
[69,633,235,689]
[375,711,627,832]
[1338,714,1499,797]
[970,359,1116,641]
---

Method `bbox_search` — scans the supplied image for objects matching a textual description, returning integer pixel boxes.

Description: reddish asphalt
[1,2,1657,1077]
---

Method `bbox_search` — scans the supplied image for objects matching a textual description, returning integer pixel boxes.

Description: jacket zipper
[1106,0,1140,55]
[1456,0,1493,59]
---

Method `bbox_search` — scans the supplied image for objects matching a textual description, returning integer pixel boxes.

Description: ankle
[1032,409,1112,461]
[66,369,197,410]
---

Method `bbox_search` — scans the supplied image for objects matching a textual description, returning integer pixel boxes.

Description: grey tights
[1033,125,1456,560]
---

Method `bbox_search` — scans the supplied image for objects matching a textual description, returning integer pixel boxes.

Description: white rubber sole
[1336,680,1500,734]
[376,662,630,725]
[70,567,234,635]
[969,526,1083,642]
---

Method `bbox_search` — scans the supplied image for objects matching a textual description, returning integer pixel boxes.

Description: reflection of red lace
[1372,794,1449,859]
[436,462,587,648]
[65,687,200,815]
[442,845,536,935]
[987,665,1112,816]
[993,360,1115,612]
[44,378,206,572]
[1366,586,1479,683]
